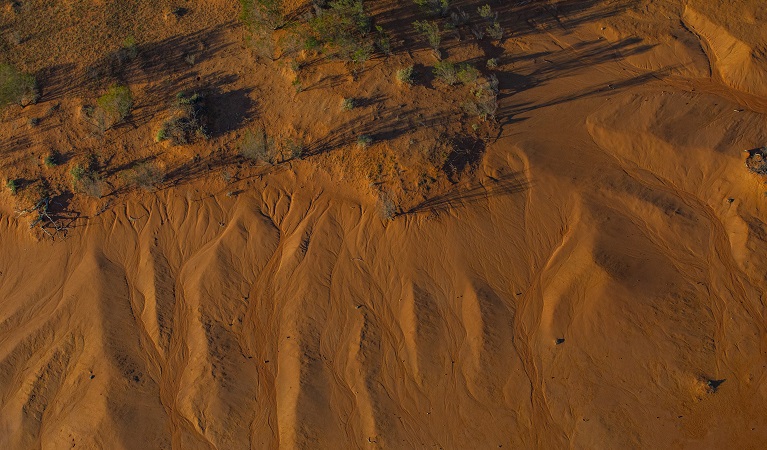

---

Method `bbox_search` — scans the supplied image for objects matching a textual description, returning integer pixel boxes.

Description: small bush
[450,9,470,26]
[44,150,60,168]
[129,163,164,191]
[96,85,133,129]
[239,0,285,31]
[240,128,276,164]
[470,25,484,40]
[486,58,498,69]
[486,22,504,40]
[357,134,373,148]
[413,20,441,53]
[120,36,139,61]
[396,65,415,85]
[0,64,38,108]
[457,64,480,84]
[292,78,304,93]
[433,60,457,85]
[70,164,87,185]
[414,0,450,17]
[341,97,355,111]
[69,161,103,197]
[477,4,495,20]
[80,177,105,198]
[463,75,499,121]
[306,0,374,63]
[6,179,18,195]
[374,25,392,55]
[156,91,209,145]
[69,153,100,192]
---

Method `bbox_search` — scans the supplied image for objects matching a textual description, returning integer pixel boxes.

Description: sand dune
[1,0,767,448]
[682,6,767,98]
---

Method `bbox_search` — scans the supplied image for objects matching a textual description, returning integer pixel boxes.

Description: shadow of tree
[40,23,234,101]
[369,0,638,57]
[404,170,531,215]
[497,68,669,126]
[444,135,487,182]
[208,88,257,137]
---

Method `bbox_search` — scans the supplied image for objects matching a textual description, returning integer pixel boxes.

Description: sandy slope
[2,1,767,448]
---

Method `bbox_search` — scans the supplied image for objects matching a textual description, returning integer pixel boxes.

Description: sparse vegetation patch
[463,75,499,121]
[433,60,457,85]
[240,128,276,164]
[96,85,133,129]
[128,162,164,191]
[413,20,441,57]
[396,65,415,85]
[0,64,38,108]
[156,91,210,145]
[6,179,18,195]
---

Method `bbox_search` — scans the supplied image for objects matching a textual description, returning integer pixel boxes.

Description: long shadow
[369,0,637,57]
[208,88,257,137]
[444,135,487,182]
[0,104,66,161]
[302,103,454,157]
[41,24,232,102]
[160,153,242,190]
[403,170,531,215]
[497,68,670,126]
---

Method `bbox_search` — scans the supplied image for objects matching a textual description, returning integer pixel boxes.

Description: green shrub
[70,161,103,197]
[119,36,139,62]
[486,21,504,40]
[292,78,303,93]
[357,134,373,148]
[413,20,441,53]
[374,25,392,55]
[396,65,415,85]
[239,0,285,31]
[433,60,457,85]
[44,150,60,168]
[486,58,498,69]
[414,0,450,17]
[307,0,374,63]
[6,179,18,195]
[457,64,479,84]
[477,4,495,20]
[0,64,38,108]
[96,85,133,129]
[463,75,498,121]
[70,164,86,185]
[156,91,209,145]
[341,97,355,111]
[349,43,373,63]
[241,0,385,66]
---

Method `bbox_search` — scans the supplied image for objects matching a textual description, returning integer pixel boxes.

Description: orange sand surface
[1,0,767,448]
